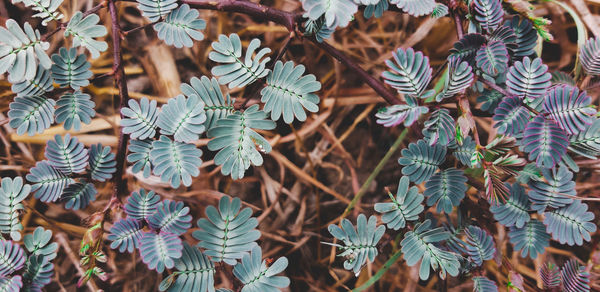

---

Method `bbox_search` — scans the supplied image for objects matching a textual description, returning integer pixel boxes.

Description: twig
[105,0,131,211]
[55,233,99,291]
[332,128,409,225]
[122,20,159,36]
[453,14,464,39]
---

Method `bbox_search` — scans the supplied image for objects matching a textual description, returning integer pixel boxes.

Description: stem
[351,248,403,292]
[338,128,408,221]
[454,14,464,39]
[106,0,130,210]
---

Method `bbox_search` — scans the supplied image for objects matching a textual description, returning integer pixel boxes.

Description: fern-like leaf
[11,64,53,97]
[364,0,389,18]
[472,0,504,32]
[50,47,92,89]
[449,34,487,64]
[8,95,56,136]
[503,17,537,57]
[23,227,57,261]
[233,245,289,292]
[64,12,108,58]
[561,259,591,292]
[522,115,569,169]
[158,243,215,292]
[55,91,96,131]
[11,0,64,25]
[490,182,530,228]
[261,61,321,123]
[436,56,474,101]
[26,161,73,203]
[303,17,335,42]
[464,226,495,266]
[328,214,385,275]
[451,136,477,167]
[0,177,30,240]
[137,0,177,21]
[148,200,192,235]
[475,40,509,76]
[540,262,561,290]
[154,4,205,48]
[207,104,275,180]
[127,139,154,178]
[108,217,143,253]
[493,95,530,135]
[150,135,203,188]
[506,57,551,102]
[544,200,596,246]
[422,108,456,146]
[44,134,89,175]
[508,219,550,259]
[477,89,504,113]
[424,168,467,214]
[0,275,22,291]
[401,219,459,280]
[193,196,260,265]
[542,85,596,135]
[157,94,207,142]
[139,231,183,273]
[121,97,159,140]
[0,20,51,83]
[528,165,575,213]
[375,96,428,127]
[209,34,271,89]
[483,167,509,205]
[374,176,424,230]
[569,119,600,159]
[580,36,600,76]
[0,241,25,276]
[473,276,498,292]
[398,139,446,184]
[382,47,433,97]
[389,0,436,16]
[88,143,116,182]
[22,254,53,291]
[180,76,234,131]
[301,0,358,28]
[124,189,160,221]
[61,181,96,210]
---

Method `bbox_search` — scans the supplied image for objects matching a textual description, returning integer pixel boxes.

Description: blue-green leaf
[150,135,203,188]
[108,217,143,253]
[374,176,424,230]
[261,61,321,123]
[0,20,51,83]
[207,104,275,180]
[121,97,159,140]
[26,161,73,203]
[44,134,89,175]
[157,94,206,143]
[50,47,92,89]
[398,139,446,184]
[424,168,467,214]
[88,143,116,182]
[55,91,96,131]
[193,196,260,265]
[209,34,271,89]
[61,181,96,210]
[382,47,432,97]
[544,200,596,246]
[233,245,289,292]
[154,4,205,48]
[8,96,55,136]
[64,12,108,58]
[508,219,550,259]
[0,177,30,240]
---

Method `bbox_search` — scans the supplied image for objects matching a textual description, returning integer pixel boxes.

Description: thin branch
[105,0,130,211]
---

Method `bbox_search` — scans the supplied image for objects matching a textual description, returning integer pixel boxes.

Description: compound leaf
[374,176,424,230]
[154,4,205,48]
[150,135,203,188]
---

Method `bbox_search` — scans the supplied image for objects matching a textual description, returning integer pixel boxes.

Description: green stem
[340,128,408,219]
[351,248,403,292]
[547,0,587,81]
